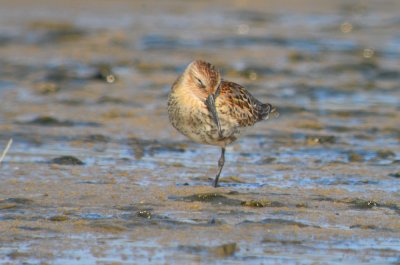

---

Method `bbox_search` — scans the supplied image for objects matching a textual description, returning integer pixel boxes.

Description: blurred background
[1,0,399,137]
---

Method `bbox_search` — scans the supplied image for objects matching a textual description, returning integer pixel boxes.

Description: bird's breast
[168,91,239,147]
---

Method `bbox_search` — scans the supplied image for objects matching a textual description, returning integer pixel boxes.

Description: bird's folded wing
[218,81,273,127]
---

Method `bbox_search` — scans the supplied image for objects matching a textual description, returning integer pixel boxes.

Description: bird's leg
[213,147,225,187]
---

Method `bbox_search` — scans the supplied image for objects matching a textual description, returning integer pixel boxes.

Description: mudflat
[0,1,399,264]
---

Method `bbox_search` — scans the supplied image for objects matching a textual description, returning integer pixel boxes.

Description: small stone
[50,156,84,165]
[348,152,364,162]
[137,210,152,219]
[49,215,69,222]
[211,243,237,257]
[241,200,284,208]
[389,172,400,178]
[376,150,395,159]
[35,82,60,94]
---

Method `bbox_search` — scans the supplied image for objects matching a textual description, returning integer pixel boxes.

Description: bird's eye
[196,78,205,88]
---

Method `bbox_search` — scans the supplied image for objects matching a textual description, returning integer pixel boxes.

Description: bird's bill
[205,94,223,138]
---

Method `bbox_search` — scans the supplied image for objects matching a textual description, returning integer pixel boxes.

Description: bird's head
[181,60,223,137]
[183,60,221,101]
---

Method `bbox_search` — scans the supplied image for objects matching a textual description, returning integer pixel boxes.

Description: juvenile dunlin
[168,60,275,187]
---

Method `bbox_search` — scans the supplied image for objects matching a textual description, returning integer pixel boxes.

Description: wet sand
[0,0,399,264]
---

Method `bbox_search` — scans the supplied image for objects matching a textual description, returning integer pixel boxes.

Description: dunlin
[168,60,275,187]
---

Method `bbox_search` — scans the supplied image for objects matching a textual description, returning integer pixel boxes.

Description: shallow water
[0,0,399,264]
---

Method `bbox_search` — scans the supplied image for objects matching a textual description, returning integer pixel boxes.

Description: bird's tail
[260,103,279,120]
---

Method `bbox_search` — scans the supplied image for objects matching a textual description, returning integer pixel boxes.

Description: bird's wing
[217,81,273,127]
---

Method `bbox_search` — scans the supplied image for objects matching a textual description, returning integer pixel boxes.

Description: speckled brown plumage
[168,60,275,187]
[217,81,273,127]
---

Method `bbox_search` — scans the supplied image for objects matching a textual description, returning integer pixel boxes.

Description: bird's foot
[212,179,220,188]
